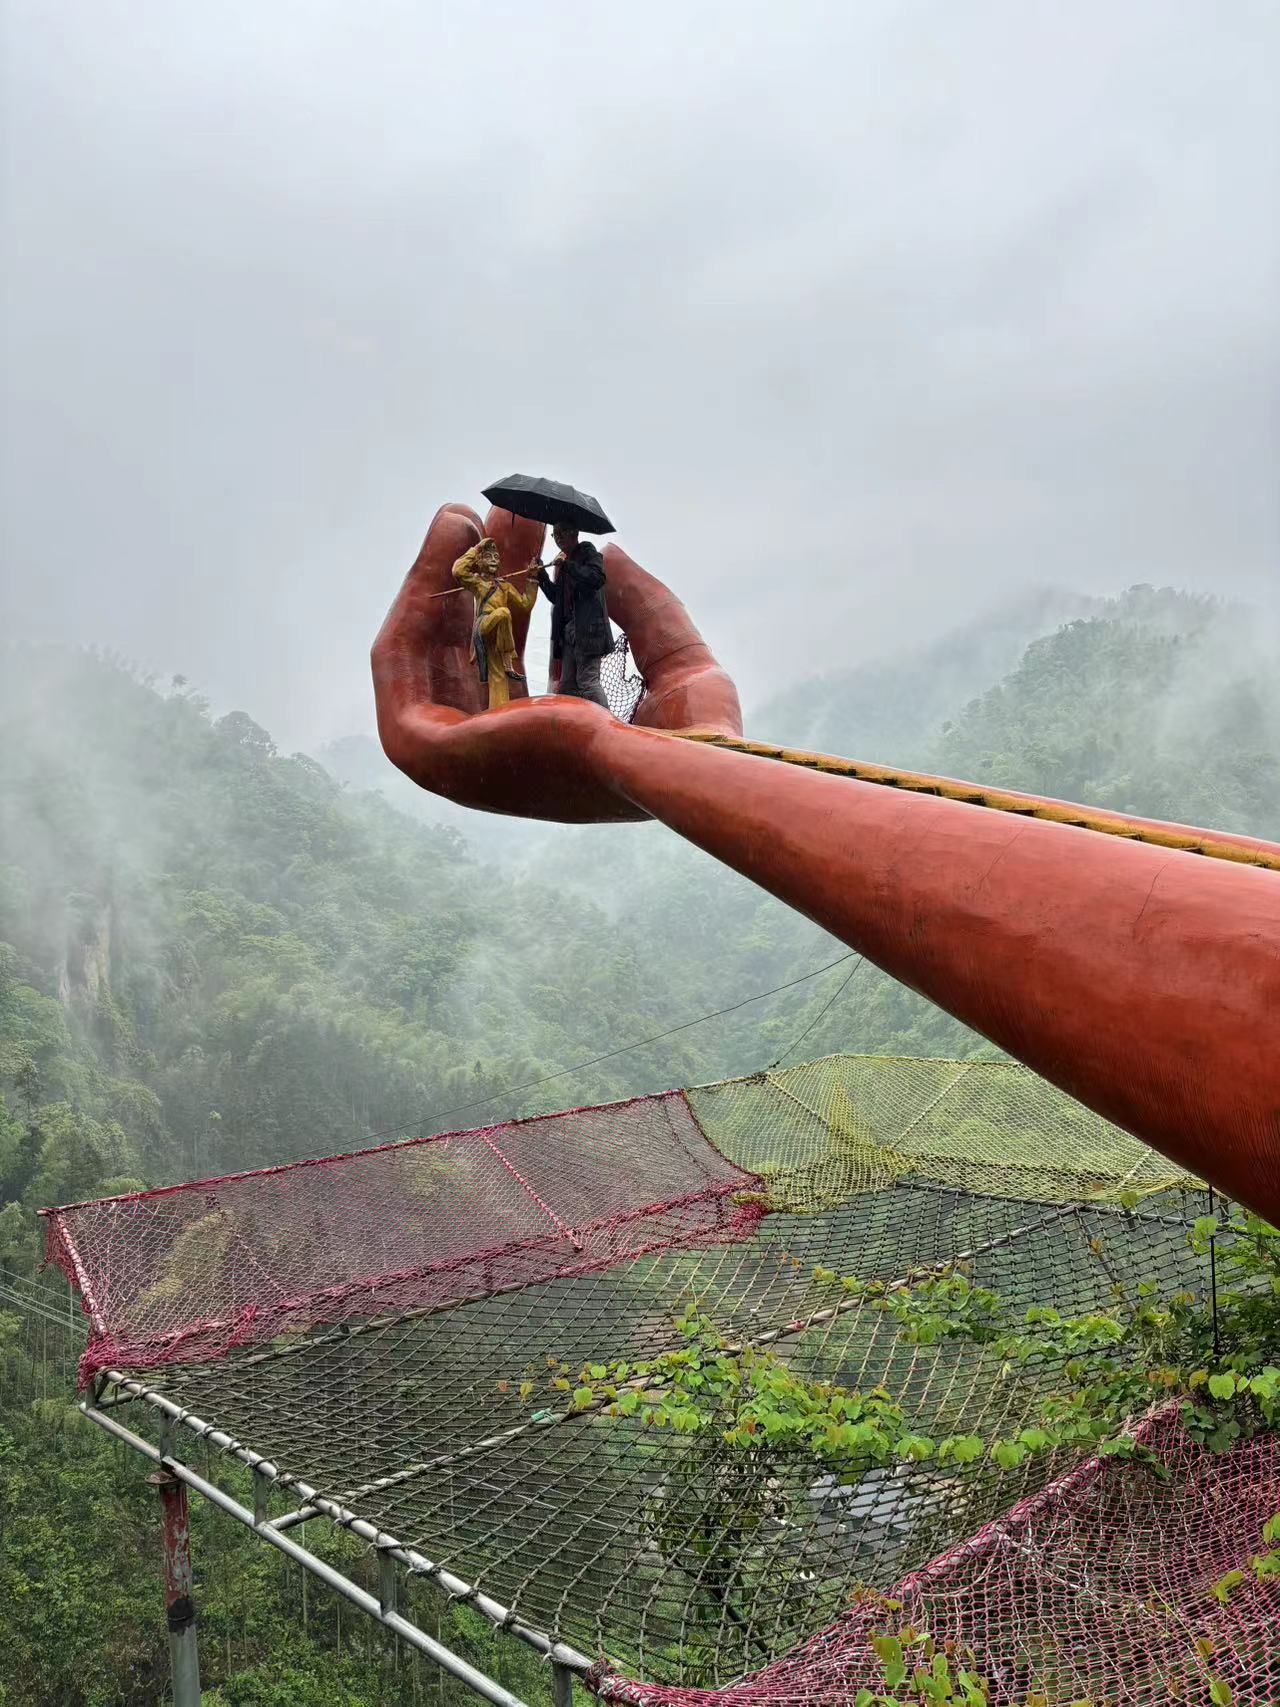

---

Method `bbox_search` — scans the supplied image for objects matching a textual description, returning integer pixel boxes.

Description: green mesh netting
[688,1054,1201,1212]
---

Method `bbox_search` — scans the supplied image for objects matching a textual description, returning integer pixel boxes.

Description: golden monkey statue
[451,538,540,711]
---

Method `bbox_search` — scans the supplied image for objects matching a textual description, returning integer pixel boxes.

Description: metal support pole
[269,1503,318,1532]
[149,1467,202,1706]
[551,1662,575,1705]
[253,1466,271,1527]
[99,1370,593,1676]
[379,1549,398,1615]
[87,1403,533,1707]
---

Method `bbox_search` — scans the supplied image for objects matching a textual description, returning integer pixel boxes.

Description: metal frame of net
[47,1055,1280,1703]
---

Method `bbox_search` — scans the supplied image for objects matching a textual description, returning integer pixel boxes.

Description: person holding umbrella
[535,524,613,708]
[482,475,616,710]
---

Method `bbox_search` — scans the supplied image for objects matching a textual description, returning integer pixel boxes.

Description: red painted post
[149,1468,202,1704]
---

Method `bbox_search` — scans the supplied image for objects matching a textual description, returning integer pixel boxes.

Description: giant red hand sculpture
[374,503,1280,1223]
[371,501,743,819]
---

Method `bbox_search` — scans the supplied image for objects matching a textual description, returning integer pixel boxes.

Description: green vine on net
[809,1204,1280,1468]
[507,1309,989,1675]
[503,1206,1278,1693]
[855,1618,1020,1706]
[854,1614,1093,1706]
[846,1613,1248,1706]
[1209,1507,1280,1605]
[512,1307,977,1490]
[852,1507,1279,1707]
[511,1206,1280,1482]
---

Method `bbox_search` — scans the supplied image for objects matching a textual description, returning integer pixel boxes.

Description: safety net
[600,633,646,723]
[44,1090,762,1384]
[44,1054,1280,1703]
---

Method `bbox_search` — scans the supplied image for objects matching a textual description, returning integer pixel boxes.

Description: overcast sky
[2,0,1277,750]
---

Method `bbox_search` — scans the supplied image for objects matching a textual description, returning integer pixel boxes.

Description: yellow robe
[452,544,539,710]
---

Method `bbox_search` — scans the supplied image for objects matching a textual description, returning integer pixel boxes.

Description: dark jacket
[537,543,612,660]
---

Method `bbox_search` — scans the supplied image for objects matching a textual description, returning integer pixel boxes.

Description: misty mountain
[754,584,1101,761]
[317,731,551,866]
[937,585,1280,837]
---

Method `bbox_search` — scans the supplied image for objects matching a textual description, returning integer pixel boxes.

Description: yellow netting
[687,1053,1202,1212]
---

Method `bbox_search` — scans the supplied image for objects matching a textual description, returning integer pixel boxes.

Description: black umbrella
[482,473,615,535]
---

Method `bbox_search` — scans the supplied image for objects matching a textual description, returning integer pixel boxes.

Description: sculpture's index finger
[372,502,486,719]
[426,503,486,650]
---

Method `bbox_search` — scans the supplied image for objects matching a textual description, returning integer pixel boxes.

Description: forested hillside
[1,584,1276,1704]
[758,584,1100,761]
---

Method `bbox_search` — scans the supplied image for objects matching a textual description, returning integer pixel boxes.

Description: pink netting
[588,1410,1280,1705]
[42,1092,763,1386]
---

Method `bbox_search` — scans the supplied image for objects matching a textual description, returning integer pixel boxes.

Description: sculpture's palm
[371,501,742,822]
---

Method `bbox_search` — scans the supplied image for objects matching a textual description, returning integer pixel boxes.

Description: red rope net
[588,1409,1280,1704]
[43,1091,762,1385]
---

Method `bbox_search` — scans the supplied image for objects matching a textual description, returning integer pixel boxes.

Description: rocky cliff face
[57,900,112,1008]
